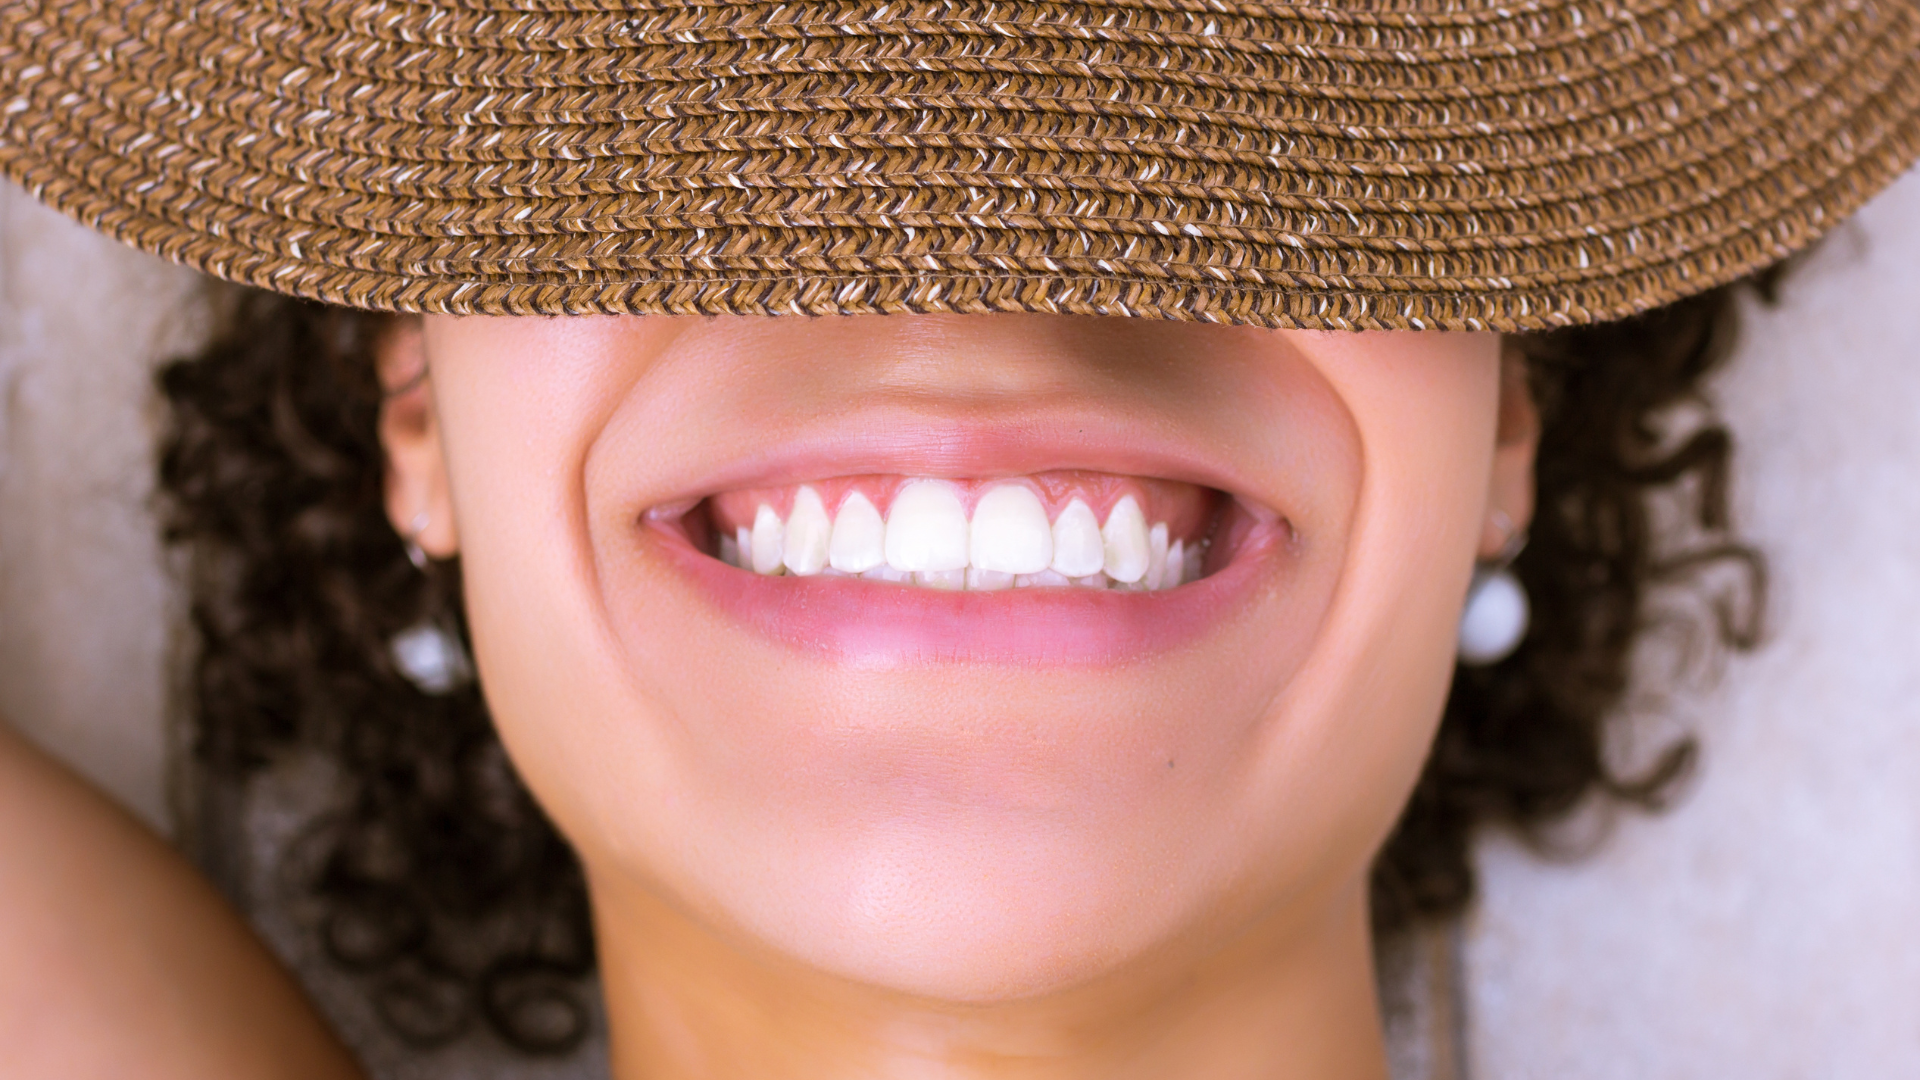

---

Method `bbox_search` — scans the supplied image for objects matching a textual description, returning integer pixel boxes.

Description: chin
[736,813,1229,1002]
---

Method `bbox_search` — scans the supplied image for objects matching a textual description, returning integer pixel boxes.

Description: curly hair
[155,282,1768,1055]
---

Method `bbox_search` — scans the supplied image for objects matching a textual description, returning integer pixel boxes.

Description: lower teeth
[715,537,1207,591]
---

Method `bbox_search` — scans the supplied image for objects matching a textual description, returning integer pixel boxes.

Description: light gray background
[3,171,1917,1076]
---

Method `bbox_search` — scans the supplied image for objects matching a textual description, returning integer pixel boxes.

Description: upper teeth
[715,481,1203,591]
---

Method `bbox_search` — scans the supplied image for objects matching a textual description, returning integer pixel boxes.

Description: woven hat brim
[3,0,1918,331]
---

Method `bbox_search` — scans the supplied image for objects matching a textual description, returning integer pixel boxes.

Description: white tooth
[1071,574,1109,589]
[1146,523,1170,590]
[862,565,913,584]
[736,527,751,565]
[1102,496,1150,584]
[1165,539,1186,588]
[885,481,969,572]
[829,492,886,573]
[1049,499,1104,578]
[969,485,1052,574]
[820,567,854,578]
[1016,569,1072,588]
[1184,542,1204,584]
[782,486,831,575]
[966,568,1016,591]
[750,505,785,575]
[718,533,740,568]
[916,569,967,590]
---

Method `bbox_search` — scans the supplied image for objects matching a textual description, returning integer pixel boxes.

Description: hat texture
[2,0,1918,330]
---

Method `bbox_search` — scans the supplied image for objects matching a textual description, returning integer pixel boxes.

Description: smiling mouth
[631,455,1294,665]
[645,470,1275,594]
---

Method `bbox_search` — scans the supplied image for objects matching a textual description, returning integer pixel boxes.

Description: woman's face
[386,313,1525,1002]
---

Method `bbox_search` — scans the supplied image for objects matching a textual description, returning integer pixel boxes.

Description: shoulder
[0,722,364,1080]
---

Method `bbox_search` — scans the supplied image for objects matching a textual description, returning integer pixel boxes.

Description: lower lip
[645,523,1286,668]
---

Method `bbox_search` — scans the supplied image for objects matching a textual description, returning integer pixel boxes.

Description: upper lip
[624,403,1277,521]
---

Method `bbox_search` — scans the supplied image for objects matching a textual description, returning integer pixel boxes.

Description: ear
[377,317,459,560]
[1482,340,1541,559]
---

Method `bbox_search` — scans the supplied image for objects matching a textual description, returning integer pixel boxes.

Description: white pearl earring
[1458,513,1530,666]
[391,621,473,695]
[392,508,470,693]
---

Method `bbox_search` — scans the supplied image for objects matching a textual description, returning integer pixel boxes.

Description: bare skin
[0,311,1539,1078]
[0,721,363,1080]
[377,313,1540,1080]
[0,310,1538,1078]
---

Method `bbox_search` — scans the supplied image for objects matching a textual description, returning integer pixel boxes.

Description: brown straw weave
[2,0,1918,330]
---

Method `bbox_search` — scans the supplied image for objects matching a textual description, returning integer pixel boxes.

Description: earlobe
[1480,342,1541,559]
[376,317,460,560]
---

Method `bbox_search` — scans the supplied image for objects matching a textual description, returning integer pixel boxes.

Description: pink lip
[644,515,1289,668]
[624,408,1279,515]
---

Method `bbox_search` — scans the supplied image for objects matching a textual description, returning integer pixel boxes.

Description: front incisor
[884,481,970,573]
[969,485,1054,574]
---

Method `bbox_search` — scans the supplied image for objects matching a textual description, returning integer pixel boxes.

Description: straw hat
[1,0,1916,331]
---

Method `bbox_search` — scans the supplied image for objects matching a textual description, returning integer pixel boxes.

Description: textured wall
[0,182,203,831]
[2,168,1917,1073]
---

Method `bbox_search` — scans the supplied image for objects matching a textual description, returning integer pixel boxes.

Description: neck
[591,878,1389,1080]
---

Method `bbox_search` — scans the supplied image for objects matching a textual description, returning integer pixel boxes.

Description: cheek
[1234,331,1501,887]
[421,316,696,842]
